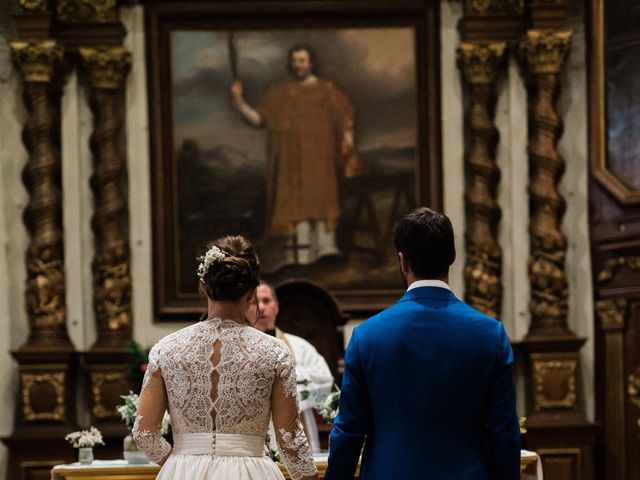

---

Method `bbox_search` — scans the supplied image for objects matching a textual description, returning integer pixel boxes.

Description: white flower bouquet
[117,391,140,430]
[65,426,105,448]
[117,391,171,434]
[315,387,341,424]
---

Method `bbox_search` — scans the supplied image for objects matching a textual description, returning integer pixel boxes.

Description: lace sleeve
[272,347,318,480]
[132,344,172,465]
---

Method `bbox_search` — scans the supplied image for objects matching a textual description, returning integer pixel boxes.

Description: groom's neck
[408,272,449,286]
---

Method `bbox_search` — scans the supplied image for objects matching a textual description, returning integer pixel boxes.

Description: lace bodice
[132,318,317,480]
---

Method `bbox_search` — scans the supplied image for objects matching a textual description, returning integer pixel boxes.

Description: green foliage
[269,448,282,463]
[126,339,150,391]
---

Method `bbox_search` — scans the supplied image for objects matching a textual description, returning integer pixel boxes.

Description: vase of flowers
[65,426,104,464]
[117,392,147,464]
[118,391,171,464]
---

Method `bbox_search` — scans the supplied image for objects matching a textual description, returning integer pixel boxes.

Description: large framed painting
[590,0,640,205]
[147,1,442,322]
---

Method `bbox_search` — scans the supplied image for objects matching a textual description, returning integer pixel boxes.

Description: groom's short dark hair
[393,207,456,278]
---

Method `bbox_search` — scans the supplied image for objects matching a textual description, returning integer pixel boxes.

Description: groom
[325,207,520,479]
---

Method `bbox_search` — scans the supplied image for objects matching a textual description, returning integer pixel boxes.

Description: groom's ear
[398,252,410,275]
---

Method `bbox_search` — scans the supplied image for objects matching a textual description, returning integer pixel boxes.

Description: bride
[133,235,319,480]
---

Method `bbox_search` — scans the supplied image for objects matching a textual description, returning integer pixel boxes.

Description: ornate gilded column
[519,27,589,422]
[517,32,596,480]
[79,47,132,349]
[79,47,133,428]
[456,42,506,319]
[12,40,72,351]
[520,29,572,336]
[9,39,77,436]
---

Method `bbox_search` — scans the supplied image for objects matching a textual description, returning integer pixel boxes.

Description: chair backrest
[275,279,343,380]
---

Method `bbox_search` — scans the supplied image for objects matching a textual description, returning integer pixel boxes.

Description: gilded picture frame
[590,0,640,205]
[147,1,442,322]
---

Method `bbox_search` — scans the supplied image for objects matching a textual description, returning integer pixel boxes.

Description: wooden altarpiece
[457,1,596,479]
[2,1,135,479]
[0,1,609,480]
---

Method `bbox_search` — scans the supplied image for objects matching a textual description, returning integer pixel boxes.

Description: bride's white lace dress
[132,318,318,479]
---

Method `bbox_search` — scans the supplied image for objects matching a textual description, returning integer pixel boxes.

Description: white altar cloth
[52,450,542,479]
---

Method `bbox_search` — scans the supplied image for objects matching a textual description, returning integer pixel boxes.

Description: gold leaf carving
[598,256,640,283]
[11,40,64,83]
[56,0,116,23]
[20,0,47,12]
[471,0,524,15]
[79,47,131,90]
[519,30,573,75]
[521,30,574,334]
[82,50,133,346]
[457,42,506,319]
[14,44,72,348]
[21,372,66,421]
[457,42,506,84]
[91,372,128,418]
[94,248,132,332]
[26,249,66,327]
[595,299,627,331]
[533,359,577,411]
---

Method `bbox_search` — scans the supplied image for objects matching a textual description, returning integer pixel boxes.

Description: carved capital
[598,255,640,283]
[532,359,577,411]
[21,372,66,421]
[56,0,117,23]
[470,0,524,15]
[596,299,627,331]
[11,40,64,83]
[457,42,506,84]
[79,47,131,89]
[519,30,572,75]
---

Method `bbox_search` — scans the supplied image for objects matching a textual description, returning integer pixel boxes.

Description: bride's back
[149,318,294,437]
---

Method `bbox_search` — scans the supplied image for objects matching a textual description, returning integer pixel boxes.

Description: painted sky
[170,27,417,162]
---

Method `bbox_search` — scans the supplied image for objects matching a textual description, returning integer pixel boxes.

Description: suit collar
[398,286,458,303]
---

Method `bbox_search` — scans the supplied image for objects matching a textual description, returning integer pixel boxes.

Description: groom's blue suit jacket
[325,286,521,480]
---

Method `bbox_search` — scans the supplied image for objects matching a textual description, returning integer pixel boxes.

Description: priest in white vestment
[248,281,334,452]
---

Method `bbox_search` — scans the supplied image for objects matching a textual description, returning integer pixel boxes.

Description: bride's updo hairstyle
[197,235,260,301]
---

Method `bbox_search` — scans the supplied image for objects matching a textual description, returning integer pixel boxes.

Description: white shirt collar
[407,279,451,292]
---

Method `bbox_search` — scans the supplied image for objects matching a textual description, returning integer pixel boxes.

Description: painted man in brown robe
[231,45,356,265]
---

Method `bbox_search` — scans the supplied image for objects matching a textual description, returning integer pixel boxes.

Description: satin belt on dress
[173,433,265,457]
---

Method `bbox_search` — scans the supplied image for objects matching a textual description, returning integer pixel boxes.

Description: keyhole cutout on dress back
[210,338,222,430]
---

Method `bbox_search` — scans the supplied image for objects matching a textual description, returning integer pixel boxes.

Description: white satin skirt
[157,433,285,480]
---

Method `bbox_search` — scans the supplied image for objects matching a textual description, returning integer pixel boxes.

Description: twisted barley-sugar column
[456,42,506,320]
[519,30,572,335]
[11,40,73,350]
[79,47,133,348]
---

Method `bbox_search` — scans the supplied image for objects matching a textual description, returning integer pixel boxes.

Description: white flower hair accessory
[197,245,227,281]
